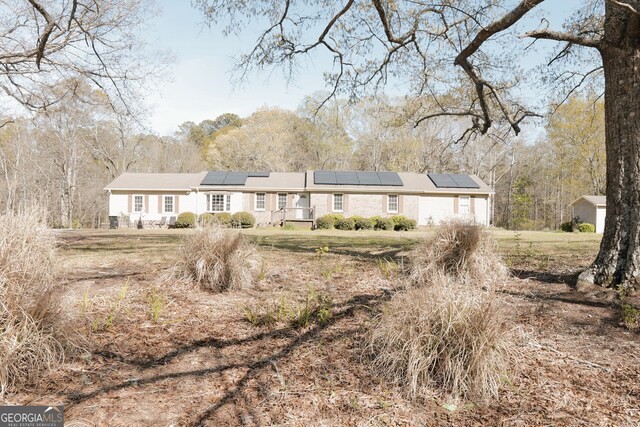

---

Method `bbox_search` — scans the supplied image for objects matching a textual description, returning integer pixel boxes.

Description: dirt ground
[2,228,639,426]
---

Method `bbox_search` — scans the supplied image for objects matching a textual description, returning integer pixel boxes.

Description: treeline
[0,87,604,230]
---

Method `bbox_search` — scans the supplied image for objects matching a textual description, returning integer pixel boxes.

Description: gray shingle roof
[104,170,493,194]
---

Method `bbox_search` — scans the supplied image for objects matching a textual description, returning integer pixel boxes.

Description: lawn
[5,227,637,426]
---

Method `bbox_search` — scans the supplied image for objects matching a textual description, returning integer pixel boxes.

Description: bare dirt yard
[2,228,639,426]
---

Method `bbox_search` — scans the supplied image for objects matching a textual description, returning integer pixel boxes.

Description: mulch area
[3,240,639,426]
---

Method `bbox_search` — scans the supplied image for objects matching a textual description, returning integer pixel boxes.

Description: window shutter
[382,195,387,213]
[175,195,180,213]
[344,194,349,212]
[251,193,255,210]
[144,195,149,213]
[327,194,332,211]
[128,195,132,213]
[453,196,459,214]
[470,196,475,214]
[158,195,162,213]
[398,195,404,213]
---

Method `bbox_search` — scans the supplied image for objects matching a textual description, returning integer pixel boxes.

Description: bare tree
[0,0,160,113]
[194,0,640,291]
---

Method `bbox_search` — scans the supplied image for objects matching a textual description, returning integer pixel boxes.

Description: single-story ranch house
[105,170,494,227]
[570,195,606,233]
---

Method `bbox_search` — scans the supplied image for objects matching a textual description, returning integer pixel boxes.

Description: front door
[296,193,310,219]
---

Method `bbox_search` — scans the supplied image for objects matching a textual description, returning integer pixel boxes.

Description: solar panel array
[427,173,480,189]
[314,171,404,186]
[200,171,271,186]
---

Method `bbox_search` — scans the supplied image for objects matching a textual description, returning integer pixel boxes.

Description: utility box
[108,216,118,229]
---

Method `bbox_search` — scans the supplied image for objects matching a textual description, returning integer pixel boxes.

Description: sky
[144,1,586,136]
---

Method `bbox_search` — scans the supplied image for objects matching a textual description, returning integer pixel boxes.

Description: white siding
[418,195,489,226]
[418,195,453,225]
[108,194,128,216]
[596,206,606,233]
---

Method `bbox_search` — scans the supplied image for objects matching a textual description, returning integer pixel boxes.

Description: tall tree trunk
[579,6,640,290]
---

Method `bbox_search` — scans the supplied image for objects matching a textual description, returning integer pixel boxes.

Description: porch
[271,207,316,228]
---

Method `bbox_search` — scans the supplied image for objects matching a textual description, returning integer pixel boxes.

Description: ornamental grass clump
[365,274,516,401]
[179,226,261,292]
[408,220,507,288]
[0,210,77,394]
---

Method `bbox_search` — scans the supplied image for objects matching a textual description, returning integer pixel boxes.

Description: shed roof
[570,195,607,207]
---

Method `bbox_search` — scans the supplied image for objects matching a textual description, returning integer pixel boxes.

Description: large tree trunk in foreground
[578,5,640,291]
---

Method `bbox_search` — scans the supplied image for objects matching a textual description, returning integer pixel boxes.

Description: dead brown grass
[178,226,262,292]
[0,210,74,394]
[408,221,507,288]
[365,274,517,402]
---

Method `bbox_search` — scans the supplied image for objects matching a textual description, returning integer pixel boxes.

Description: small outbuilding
[570,195,606,233]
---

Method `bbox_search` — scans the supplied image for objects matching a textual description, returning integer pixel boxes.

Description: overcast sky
[145,0,585,136]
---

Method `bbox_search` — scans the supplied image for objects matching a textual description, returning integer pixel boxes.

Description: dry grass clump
[179,226,261,292]
[408,221,507,288]
[0,210,72,394]
[366,275,516,401]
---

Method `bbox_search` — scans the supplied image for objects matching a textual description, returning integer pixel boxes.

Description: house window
[459,196,470,214]
[255,193,266,210]
[277,193,287,210]
[207,194,231,212]
[133,195,143,212]
[388,195,399,213]
[333,194,343,212]
[163,195,174,213]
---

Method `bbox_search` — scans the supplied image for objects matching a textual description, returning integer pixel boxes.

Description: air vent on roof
[428,173,480,189]
[314,171,403,186]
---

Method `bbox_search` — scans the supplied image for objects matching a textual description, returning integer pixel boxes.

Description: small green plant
[315,245,330,258]
[147,288,166,324]
[376,257,399,279]
[243,288,332,329]
[257,261,267,281]
[621,303,640,331]
[93,280,130,332]
[353,216,374,230]
[373,216,395,231]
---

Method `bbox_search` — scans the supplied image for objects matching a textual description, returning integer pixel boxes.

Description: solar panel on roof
[377,172,404,186]
[428,173,479,189]
[314,171,336,184]
[201,171,250,186]
[450,174,480,189]
[335,171,359,185]
[248,171,270,177]
[223,172,249,185]
[201,171,227,185]
[356,171,381,185]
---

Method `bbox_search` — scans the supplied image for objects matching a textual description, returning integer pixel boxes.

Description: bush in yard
[231,212,256,228]
[408,220,507,288]
[0,210,78,394]
[578,223,596,233]
[373,216,395,231]
[175,212,196,228]
[353,216,374,230]
[560,221,574,232]
[179,226,261,292]
[214,212,232,226]
[335,217,355,230]
[198,213,215,226]
[315,215,335,230]
[365,274,517,401]
[394,217,416,231]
